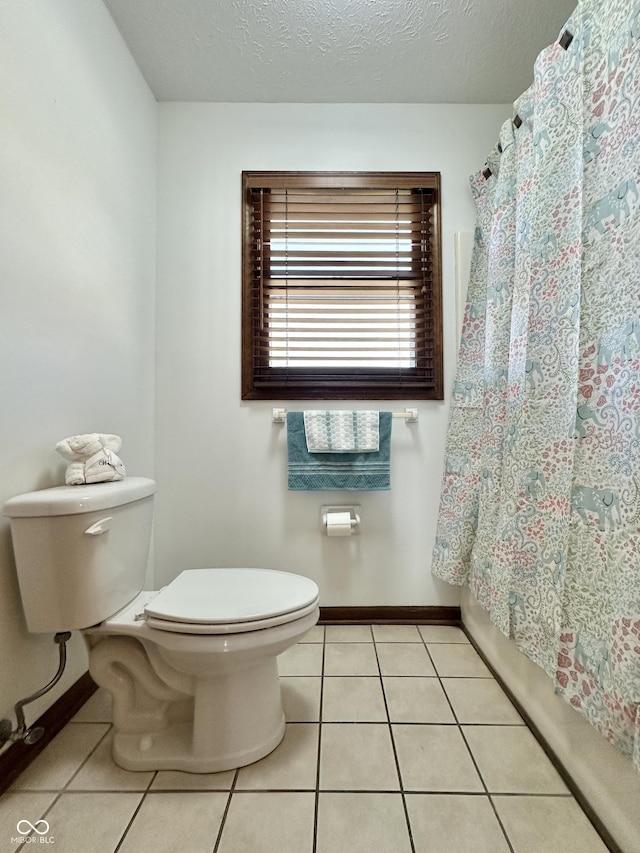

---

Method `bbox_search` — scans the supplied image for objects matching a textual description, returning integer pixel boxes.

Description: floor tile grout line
[422,639,465,727]
[211,768,239,853]
[420,632,516,853]
[56,721,114,794]
[23,724,115,838]
[487,791,576,799]
[422,635,517,835]
[373,638,416,853]
[21,719,148,798]
[17,788,69,848]
[111,745,159,853]
[485,795,518,853]
[311,629,326,853]
[419,632,560,853]
[12,783,578,797]
[308,673,496,678]
[113,789,152,853]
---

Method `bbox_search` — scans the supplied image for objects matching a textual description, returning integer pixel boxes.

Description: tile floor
[1,624,610,853]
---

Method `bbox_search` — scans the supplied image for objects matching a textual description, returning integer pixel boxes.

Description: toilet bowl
[3,478,320,773]
[86,568,319,772]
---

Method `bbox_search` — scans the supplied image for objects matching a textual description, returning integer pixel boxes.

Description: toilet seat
[142,568,320,635]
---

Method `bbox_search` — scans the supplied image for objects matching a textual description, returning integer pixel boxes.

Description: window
[242,171,442,400]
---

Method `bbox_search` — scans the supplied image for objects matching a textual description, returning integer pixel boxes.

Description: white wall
[0,0,156,731]
[155,103,506,604]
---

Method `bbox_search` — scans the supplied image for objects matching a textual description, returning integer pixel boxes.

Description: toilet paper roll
[325,511,353,537]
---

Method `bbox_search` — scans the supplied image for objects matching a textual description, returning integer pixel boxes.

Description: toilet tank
[3,477,156,633]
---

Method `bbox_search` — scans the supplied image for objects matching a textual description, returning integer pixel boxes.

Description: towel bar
[271,408,418,424]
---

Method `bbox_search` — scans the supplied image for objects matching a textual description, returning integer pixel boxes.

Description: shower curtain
[432,0,640,772]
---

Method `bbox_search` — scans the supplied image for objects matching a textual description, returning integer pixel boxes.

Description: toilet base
[108,654,288,773]
[112,716,286,773]
[86,603,320,774]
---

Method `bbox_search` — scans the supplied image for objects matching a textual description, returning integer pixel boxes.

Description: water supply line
[0,631,72,748]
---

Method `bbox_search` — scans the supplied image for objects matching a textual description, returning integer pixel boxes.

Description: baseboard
[0,671,97,795]
[319,605,461,624]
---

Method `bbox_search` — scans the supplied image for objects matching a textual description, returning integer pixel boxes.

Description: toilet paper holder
[321,505,361,536]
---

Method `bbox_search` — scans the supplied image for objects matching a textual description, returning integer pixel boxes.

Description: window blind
[242,172,443,400]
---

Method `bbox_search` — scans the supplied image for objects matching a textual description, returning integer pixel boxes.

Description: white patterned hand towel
[303,411,380,453]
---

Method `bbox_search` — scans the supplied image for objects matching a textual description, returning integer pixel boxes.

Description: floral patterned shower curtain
[432,0,640,772]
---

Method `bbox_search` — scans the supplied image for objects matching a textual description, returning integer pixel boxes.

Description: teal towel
[287,411,392,490]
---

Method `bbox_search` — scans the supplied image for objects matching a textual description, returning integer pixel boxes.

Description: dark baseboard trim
[0,671,97,795]
[319,606,461,624]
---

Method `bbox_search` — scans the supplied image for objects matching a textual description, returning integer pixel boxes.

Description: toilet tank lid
[3,477,156,518]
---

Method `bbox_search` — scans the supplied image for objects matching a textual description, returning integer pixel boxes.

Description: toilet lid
[144,568,319,629]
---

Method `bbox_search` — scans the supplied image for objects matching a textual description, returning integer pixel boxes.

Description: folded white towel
[55,433,126,485]
[303,410,380,453]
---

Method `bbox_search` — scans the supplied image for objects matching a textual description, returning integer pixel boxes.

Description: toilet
[3,477,319,773]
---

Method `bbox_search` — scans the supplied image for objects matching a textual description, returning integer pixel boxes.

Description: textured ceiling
[102,0,577,104]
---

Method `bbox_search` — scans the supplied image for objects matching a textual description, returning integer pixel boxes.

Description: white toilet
[3,477,319,773]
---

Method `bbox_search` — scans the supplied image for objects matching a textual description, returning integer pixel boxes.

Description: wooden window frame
[241,171,443,400]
